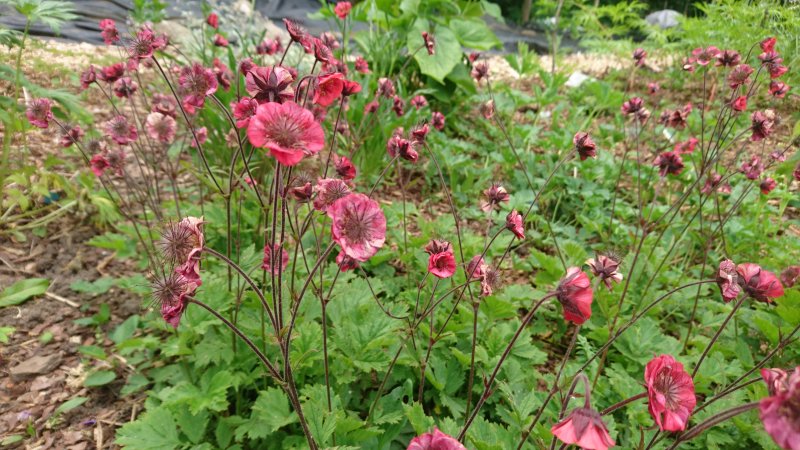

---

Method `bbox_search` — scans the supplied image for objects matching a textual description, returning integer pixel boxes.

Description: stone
[10,354,62,381]
[646,10,682,29]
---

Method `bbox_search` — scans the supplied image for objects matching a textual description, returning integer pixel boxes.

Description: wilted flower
[506,210,524,239]
[145,112,177,144]
[586,254,623,290]
[60,125,84,148]
[421,31,435,55]
[314,72,345,106]
[178,63,218,114]
[329,193,386,262]
[471,61,489,83]
[662,103,692,129]
[653,151,684,177]
[335,1,352,19]
[247,101,324,166]
[479,99,495,119]
[105,115,138,145]
[760,177,777,195]
[90,153,110,177]
[645,354,696,432]
[153,271,199,329]
[407,428,465,450]
[99,19,119,45]
[411,95,428,110]
[98,62,125,83]
[377,77,396,98]
[573,132,597,161]
[80,65,97,90]
[751,109,776,142]
[480,183,509,212]
[26,98,53,129]
[364,100,379,114]
[716,259,741,302]
[480,266,500,297]
[425,240,456,279]
[466,255,487,281]
[555,267,593,325]
[759,366,800,450]
[780,266,800,288]
[191,126,208,148]
[727,64,754,89]
[262,244,289,274]
[632,47,646,66]
[313,178,351,211]
[691,46,721,66]
[355,56,370,74]
[431,111,445,131]
[647,82,660,94]
[621,97,644,115]
[732,95,747,112]
[150,93,177,117]
[741,155,765,180]
[769,81,790,98]
[737,263,784,302]
[334,154,357,180]
[551,407,615,450]
[386,134,417,162]
[245,65,295,104]
[231,97,258,128]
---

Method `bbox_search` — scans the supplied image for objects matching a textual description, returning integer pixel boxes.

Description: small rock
[10,354,63,381]
[565,71,593,88]
[646,10,682,29]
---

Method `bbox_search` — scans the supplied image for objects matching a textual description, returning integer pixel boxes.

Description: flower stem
[692,294,747,377]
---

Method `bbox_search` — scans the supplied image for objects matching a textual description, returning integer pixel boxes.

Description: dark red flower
[728,64,754,89]
[98,62,125,83]
[329,193,386,262]
[701,173,729,196]
[742,155,765,180]
[551,407,614,450]
[759,366,800,450]
[231,97,258,129]
[99,19,119,45]
[246,65,295,104]
[262,244,289,274]
[716,259,741,302]
[663,103,692,129]
[60,125,84,148]
[411,95,428,109]
[421,31,435,55]
[431,111,445,131]
[355,56,370,74]
[178,63,218,114]
[768,63,788,79]
[80,65,97,90]
[573,132,597,161]
[283,18,306,43]
[334,154,357,180]
[555,267,593,325]
[480,183,509,212]
[247,102,324,166]
[314,72,344,106]
[471,61,489,83]
[732,95,747,112]
[506,210,524,239]
[320,32,340,50]
[737,263,784,302]
[313,38,334,65]
[207,13,219,29]
[691,46,721,66]
[410,123,429,145]
[26,98,53,129]
[113,77,138,98]
[780,266,800,288]
[586,254,622,290]
[716,49,740,67]
[341,79,362,96]
[213,34,229,47]
[335,1,352,19]
[212,58,232,91]
[758,51,782,65]
[105,115,138,145]
[386,134,417,162]
[377,77,395,98]
[392,95,405,117]
[761,177,777,194]
[645,354,696,432]
[769,81,790,98]
[654,151,684,177]
[633,47,647,66]
[751,109,776,142]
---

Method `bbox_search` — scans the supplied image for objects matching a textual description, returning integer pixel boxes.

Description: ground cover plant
[3,0,800,449]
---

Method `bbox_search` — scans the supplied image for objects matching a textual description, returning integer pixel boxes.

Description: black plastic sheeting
[0,0,559,53]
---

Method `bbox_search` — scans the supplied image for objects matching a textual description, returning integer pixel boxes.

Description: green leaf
[449,18,501,50]
[0,278,49,307]
[54,396,88,415]
[78,345,107,360]
[237,388,298,440]
[70,277,115,295]
[110,316,140,344]
[0,326,15,344]
[116,407,183,450]
[404,402,434,435]
[84,370,116,387]
[409,21,462,83]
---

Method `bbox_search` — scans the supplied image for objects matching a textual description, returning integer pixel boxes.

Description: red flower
[245,65,295,104]
[732,95,747,112]
[586,255,623,290]
[674,137,699,154]
[662,103,692,129]
[90,153,110,177]
[127,27,159,60]
[421,31,435,55]
[98,62,125,83]
[145,112,177,144]
[262,244,289,274]
[386,134,418,163]
[741,155,764,180]
[314,72,345,106]
[334,154,357,180]
[633,48,646,66]
[653,151,684,177]
[691,46,721,66]
[80,65,97,90]
[207,13,219,29]
[768,63,788,79]
[431,111,445,131]
[780,266,800,288]
[751,109,776,142]
[312,38,334,64]
[247,102,324,166]
[551,407,615,450]
[60,125,84,148]
[426,241,456,279]
[737,263,784,302]
[760,177,777,194]
[25,98,53,129]
[283,19,306,43]
[355,56,370,73]
[99,19,119,45]
[213,34,229,47]
[407,428,465,450]
[329,193,386,262]
[320,32,340,50]
[621,97,644,115]
[769,81,790,98]
[105,115,138,145]
[334,1,352,19]
[759,366,800,450]
[392,95,406,117]
[555,267,593,325]
[154,271,199,329]
[761,37,777,53]
[231,97,258,128]
[761,368,789,396]
[480,183,510,212]
[506,210,524,239]
[313,178,351,212]
[336,251,359,271]
[342,79,362,96]
[701,173,729,196]
[727,64,754,89]
[411,95,428,109]
[573,132,597,161]
[716,259,741,302]
[256,38,280,55]
[645,354,696,432]
[364,100,379,114]
[716,49,741,67]
[178,63,218,114]
[795,163,800,182]
[113,77,138,98]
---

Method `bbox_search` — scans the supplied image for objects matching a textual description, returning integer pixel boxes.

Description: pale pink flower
[645,354,697,432]
[407,428,465,450]
[247,102,325,166]
[105,115,138,145]
[145,112,177,144]
[551,407,615,450]
[329,193,386,262]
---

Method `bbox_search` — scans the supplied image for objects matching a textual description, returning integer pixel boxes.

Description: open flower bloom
[741,155,765,180]
[245,65,295,104]
[654,151,684,177]
[751,110,776,141]
[99,18,119,45]
[716,259,741,302]
[26,98,53,129]
[105,115,138,145]
[90,153,110,177]
[231,97,258,128]
[313,72,345,106]
[329,193,386,262]
[573,132,597,160]
[313,178,351,212]
[407,427,465,450]
[178,63,218,114]
[334,1,352,19]
[506,210,525,239]
[691,46,721,66]
[334,154,357,180]
[645,354,697,432]
[145,112,177,144]
[556,267,593,325]
[759,366,800,450]
[262,244,289,274]
[247,101,325,166]
[761,177,777,195]
[98,62,125,83]
[769,81,790,98]
[736,263,784,302]
[551,407,615,450]
[586,255,623,290]
[727,64,753,89]
[425,240,456,279]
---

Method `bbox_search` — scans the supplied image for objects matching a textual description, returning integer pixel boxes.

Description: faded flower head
[421,31,435,56]
[151,93,177,117]
[727,64,754,89]
[480,99,495,119]
[551,407,615,450]
[152,271,198,329]
[330,193,386,262]
[633,47,647,66]
[105,115,138,145]
[313,178,351,212]
[654,151,684,177]
[645,354,697,432]
[556,267,593,325]
[716,259,741,302]
[471,61,489,83]
[751,109,776,142]
[247,101,325,166]
[178,63,218,114]
[246,65,295,104]
[262,244,289,275]
[159,217,205,267]
[573,132,597,161]
[145,112,177,144]
[26,98,53,129]
[586,254,623,290]
[506,210,524,239]
[780,266,800,289]
[480,183,509,212]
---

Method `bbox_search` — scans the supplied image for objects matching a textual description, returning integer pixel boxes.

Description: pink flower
[80,65,97,90]
[364,101,379,114]
[421,31,435,55]
[329,193,386,262]
[207,13,219,29]
[377,78,396,98]
[761,37,777,53]
[231,97,258,128]
[732,95,747,112]
[648,82,660,94]
[431,111,445,131]
[480,100,495,119]
[386,134,417,162]
[355,56,370,73]
[335,1,352,19]
[60,125,84,148]
[674,137,699,154]
[411,95,428,109]
[780,266,800,288]
[471,61,489,83]
[769,81,790,98]
[392,95,405,117]
[621,97,645,115]
[105,115,138,145]
[751,109,776,142]
[342,79,362,96]
[239,58,256,75]
[313,178,351,212]
[178,64,218,114]
[98,62,125,83]
[151,93,177,117]
[155,272,199,329]
[213,58,232,91]
[427,249,456,279]
[247,101,325,166]
[761,177,777,194]
[90,153,110,177]
[191,127,208,148]
[551,407,615,450]
[573,132,597,161]
[759,366,800,450]
[586,255,623,290]
[407,428,465,450]
[314,72,345,106]
[768,63,788,79]
[262,244,289,274]
[145,112,177,144]
[741,155,765,180]
[127,27,159,60]
[334,154,356,180]
[506,210,524,239]
[467,255,487,280]
[701,173,729,196]
[728,64,754,89]
[336,251,359,271]
[480,183,510,212]
[716,49,741,67]
[761,368,789,395]
[645,354,696,432]
[555,267,593,325]
[256,38,280,55]
[312,38,334,64]
[99,19,119,45]
[213,34,228,47]
[283,18,306,43]
[26,98,53,129]
[654,151,684,177]
[716,259,742,302]
[245,65,295,104]
[691,46,721,66]
[737,263,784,302]
[633,48,646,66]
